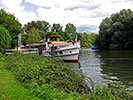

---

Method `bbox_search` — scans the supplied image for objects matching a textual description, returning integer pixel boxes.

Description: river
[67,49,133,90]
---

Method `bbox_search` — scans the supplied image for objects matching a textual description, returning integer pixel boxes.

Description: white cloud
[0,0,133,33]
[0,0,37,25]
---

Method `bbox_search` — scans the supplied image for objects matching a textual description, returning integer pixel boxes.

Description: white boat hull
[60,54,79,62]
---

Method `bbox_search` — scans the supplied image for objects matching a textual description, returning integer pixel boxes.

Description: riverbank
[0,53,132,100]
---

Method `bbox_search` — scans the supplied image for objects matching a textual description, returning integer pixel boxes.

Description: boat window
[70,51,72,53]
[59,51,63,54]
[57,38,60,41]
[55,46,57,49]
[55,52,57,55]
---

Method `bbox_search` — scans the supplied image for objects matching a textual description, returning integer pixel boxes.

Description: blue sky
[0,0,133,33]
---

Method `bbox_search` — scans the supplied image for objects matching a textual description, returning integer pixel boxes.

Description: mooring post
[51,45,55,57]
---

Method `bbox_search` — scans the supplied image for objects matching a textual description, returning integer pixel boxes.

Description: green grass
[0,61,40,100]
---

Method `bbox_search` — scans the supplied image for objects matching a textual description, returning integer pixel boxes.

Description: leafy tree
[63,32,72,41]
[21,33,27,46]
[77,33,82,41]
[0,9,23,48]
[39,31,47,40]
[81,32,92,48]
[0,26,11,54]
[23,20,50,33]
[65,23,76,33]
[95,9,133,49]
[51,24,63,33]
[80,33,98,48]
[89,33,98,45]
[65,23,77,40]
[26,27,41,43]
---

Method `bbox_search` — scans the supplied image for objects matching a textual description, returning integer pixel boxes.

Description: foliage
[0,9,23,47]
[21,33,27,46]
[26,27,42,43]
[65,23,76,34]
[39,31,47,40]
[0,26,11,54]
[5,53,131,99]
[51,23,64,40]
[51,23,63,34]
[95,9,133,50]
[91,83,131,100]
[23,20,50,33]
[63,32,72,41]
[64,23,77,40]
[0,53,5,61]
[23,20,50,42]
[0,58,40,100]
[81,32,98,48]
[77,33,82,41]
[5,53,90,99]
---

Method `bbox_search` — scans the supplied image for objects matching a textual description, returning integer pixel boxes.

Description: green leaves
[26,27,41,43]
[5,53,90,99]
[81,32,97,48]
[23,20,50,33]
[0,26,11,54]
[0,9,23,47]
[96,9,133,50]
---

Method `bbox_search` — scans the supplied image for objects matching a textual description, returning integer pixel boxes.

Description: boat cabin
[48,35,61,42]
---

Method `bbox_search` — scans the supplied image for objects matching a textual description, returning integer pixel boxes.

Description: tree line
[0,9,97,54]
[95,9,133,50]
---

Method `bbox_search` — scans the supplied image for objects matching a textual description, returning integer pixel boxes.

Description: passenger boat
[44,35,80,62]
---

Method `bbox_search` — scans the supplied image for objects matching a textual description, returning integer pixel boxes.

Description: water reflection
[79,49,105,87]
[96,50,133,89]
[67,49,133,90]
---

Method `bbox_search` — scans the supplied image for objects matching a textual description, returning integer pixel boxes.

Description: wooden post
[51,45,55,57]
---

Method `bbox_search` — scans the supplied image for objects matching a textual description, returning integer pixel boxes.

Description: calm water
[68,49,133,90]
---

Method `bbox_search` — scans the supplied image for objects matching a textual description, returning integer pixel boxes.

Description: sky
[0,0,133,33]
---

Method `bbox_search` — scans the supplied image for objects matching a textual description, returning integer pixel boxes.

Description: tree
[0,9,23,48]
[39,31,47,40]
[23,20,50,33]
[65,23,77,40]
[65,23,76,34]
[81,32,92,48]
[0,26,11,54]
[51,23,63,35]
[95,9,133,49]
[26,27,41,43]
[89,33,98,45]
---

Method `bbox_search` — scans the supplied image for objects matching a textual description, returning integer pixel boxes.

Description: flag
[18,33,21,47]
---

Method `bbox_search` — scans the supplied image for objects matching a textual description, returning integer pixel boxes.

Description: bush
[91,83,131,100]
[0,53,5,61]
[0,26,11,54]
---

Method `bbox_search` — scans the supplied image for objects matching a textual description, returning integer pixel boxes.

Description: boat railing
[6,48,39,55]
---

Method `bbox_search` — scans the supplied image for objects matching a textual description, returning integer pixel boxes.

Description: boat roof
[26,43,40,46]
[49,35,61,38]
